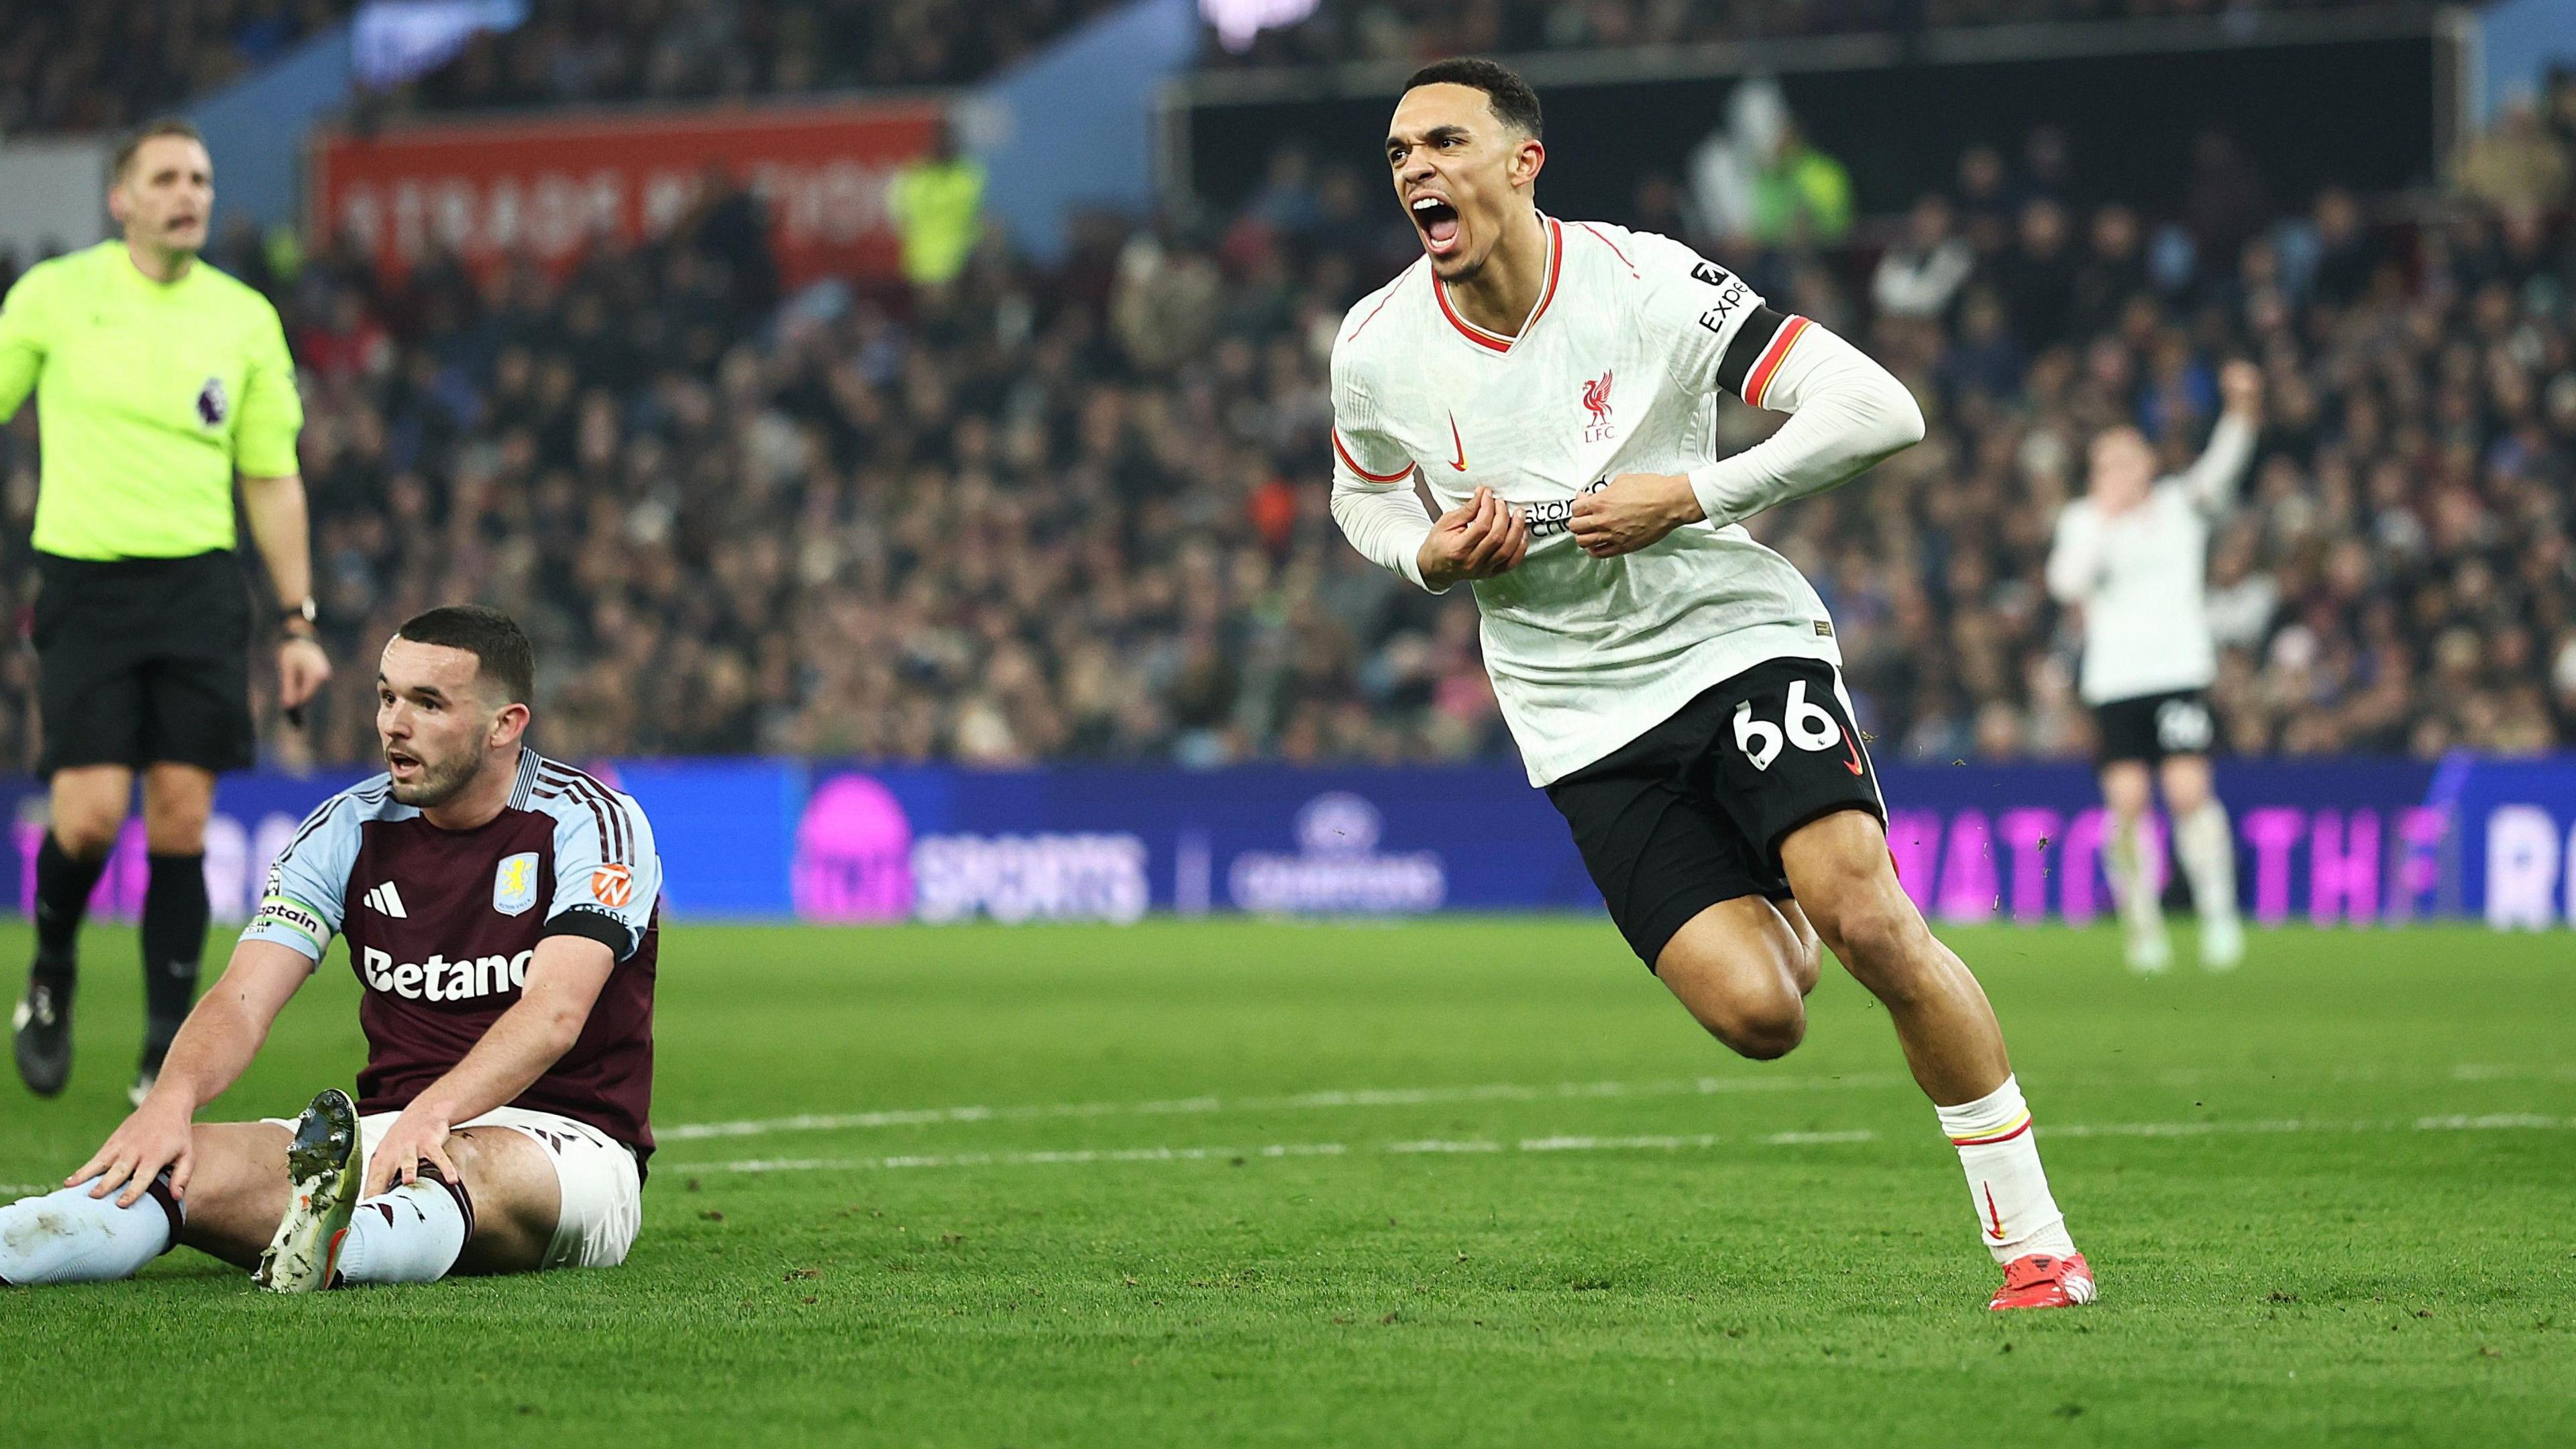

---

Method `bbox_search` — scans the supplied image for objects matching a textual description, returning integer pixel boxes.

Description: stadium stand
[0,0,350,133]
[398,0,1128,111]
[0,0,1125,137]
[2,39,2572,772]
[1195,0,2407,66]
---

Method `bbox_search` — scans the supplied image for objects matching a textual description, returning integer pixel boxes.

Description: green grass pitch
[4,918,2572,1446]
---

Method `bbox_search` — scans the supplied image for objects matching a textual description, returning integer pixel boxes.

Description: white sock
[335,1178,470,1284]
[2105,813,2162,934]
[1935,1075,2078,1265]
[2174,800,2237,920]
[0,1178,180,1284]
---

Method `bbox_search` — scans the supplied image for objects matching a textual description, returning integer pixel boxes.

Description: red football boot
[1988,1251,2096,1310]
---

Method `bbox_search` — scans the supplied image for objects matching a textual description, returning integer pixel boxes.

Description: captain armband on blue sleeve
[247,894,331,957]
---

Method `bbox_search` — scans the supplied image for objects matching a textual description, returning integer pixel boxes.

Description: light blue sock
[335,1181,468,1284]
[0,1179,180,1284]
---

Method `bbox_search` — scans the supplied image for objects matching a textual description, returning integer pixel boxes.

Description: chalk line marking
[661,1059,2575,1148]
[664,1113,2572,1178]
[661,1073,1910,1143]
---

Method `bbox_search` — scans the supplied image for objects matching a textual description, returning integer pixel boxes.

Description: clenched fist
[1417,486,1532,590]
[1569,472,1703,559]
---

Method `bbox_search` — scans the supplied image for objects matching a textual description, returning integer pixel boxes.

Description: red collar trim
[1434,215,1562,354]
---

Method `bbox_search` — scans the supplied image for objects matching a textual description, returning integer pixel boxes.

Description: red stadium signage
[310,99,943,284]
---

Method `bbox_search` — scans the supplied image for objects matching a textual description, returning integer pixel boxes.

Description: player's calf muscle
[174,1123,292,1267]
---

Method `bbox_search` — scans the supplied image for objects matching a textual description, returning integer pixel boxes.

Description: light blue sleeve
[241,794,363,961]
[543,786,662,960]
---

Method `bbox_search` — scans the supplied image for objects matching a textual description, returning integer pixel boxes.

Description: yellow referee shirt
[0,241,303,561]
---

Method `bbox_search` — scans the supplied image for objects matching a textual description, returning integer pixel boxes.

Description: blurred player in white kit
[2047,362,2263,972]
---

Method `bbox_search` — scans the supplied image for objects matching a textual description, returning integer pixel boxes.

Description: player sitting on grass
[0,606,661,1291]
[1329,59,2090,1309]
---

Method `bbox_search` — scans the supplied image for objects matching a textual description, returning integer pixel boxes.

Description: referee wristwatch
[280,596,319,637]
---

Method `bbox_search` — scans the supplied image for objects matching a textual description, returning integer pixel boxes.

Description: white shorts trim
[259,1104,641,1269]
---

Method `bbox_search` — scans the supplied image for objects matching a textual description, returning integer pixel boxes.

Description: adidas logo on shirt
[362,881,409,919]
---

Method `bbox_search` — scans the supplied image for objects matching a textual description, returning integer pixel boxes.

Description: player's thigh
[2157,753,2212,814]
[174,1121,292,1269]
[437,1114,641,1275]
[1654,896,1811,1055]
[46,764,135,857]
[440,1127,565,1274]
[1774,808,1937,989]
[140,763,217,854]
[2097,759,2151,817]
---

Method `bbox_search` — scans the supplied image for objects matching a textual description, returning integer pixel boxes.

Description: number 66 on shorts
[1733,677,1849,771]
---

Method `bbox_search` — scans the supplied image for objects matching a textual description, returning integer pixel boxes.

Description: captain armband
[250,894,329,951]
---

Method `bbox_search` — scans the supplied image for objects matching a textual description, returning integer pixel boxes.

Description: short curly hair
[1403,58,1543,141]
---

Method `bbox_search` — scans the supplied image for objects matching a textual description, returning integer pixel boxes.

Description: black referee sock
[32,833,110,985]
[140,853,209,1063]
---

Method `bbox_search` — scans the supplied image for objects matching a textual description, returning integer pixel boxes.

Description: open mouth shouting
[385,747,424,783]
[1410,192,1462,258]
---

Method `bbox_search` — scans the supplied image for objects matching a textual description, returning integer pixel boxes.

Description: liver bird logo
[1580,370,1613,425]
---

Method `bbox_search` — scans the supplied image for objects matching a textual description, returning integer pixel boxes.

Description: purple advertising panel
[1,754,2568,926]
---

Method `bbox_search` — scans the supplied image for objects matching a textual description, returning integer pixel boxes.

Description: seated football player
[0,606,663,1291]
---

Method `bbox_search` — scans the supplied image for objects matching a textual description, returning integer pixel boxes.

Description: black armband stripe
[543,906,635,959]
[1715,305,1793,398]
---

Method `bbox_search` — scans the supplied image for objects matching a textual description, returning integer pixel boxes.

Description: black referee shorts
[31,550,255,776]
[1546,657,1886,970]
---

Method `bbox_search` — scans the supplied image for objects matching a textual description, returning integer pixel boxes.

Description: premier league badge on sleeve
[494,851,539,916]
[195,376,228,428]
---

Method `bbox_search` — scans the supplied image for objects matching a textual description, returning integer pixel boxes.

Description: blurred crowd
[394,0,1122,112]
[7,58,2576,768]
[0,0,1120,138]
[1203,0,2392,65]
[0,0,345,135]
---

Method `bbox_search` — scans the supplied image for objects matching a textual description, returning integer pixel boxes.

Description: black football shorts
[32,550,256,775]
[2092,688,2214,765]
[1546,657,1886,970]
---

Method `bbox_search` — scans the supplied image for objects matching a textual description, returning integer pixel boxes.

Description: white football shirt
[2045,416,2256,705]
[1329,217,1841,786]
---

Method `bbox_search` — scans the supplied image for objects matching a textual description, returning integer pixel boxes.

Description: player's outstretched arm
[66,939,314,1206]
[364,936,616,1195]
[1570,322,1923,558]
[2044,506,2106,605]
[2176,360,2263,515]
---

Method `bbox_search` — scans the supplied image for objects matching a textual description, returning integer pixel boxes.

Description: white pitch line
[661,1059,2576,1148]
[2449,1063,2576,1082]
[682,1142,1350,1174]
[660,1073,1911,1143]
[663,1113,2576,1179]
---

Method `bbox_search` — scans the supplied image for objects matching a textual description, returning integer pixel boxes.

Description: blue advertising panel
[0,754,2566,926]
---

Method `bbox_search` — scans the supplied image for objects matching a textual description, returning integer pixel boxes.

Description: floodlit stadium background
[1,0,2573,929]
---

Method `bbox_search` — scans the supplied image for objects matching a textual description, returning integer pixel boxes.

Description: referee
[0,119,331,1102]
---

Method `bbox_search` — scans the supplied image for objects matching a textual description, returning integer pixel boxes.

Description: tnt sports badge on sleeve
[591,863,635,908]
[494,851,540,916]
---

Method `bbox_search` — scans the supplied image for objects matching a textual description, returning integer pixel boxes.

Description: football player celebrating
[1329,59,2090,1309]
[0,606,661,1291]
[2047,362,2262,972]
